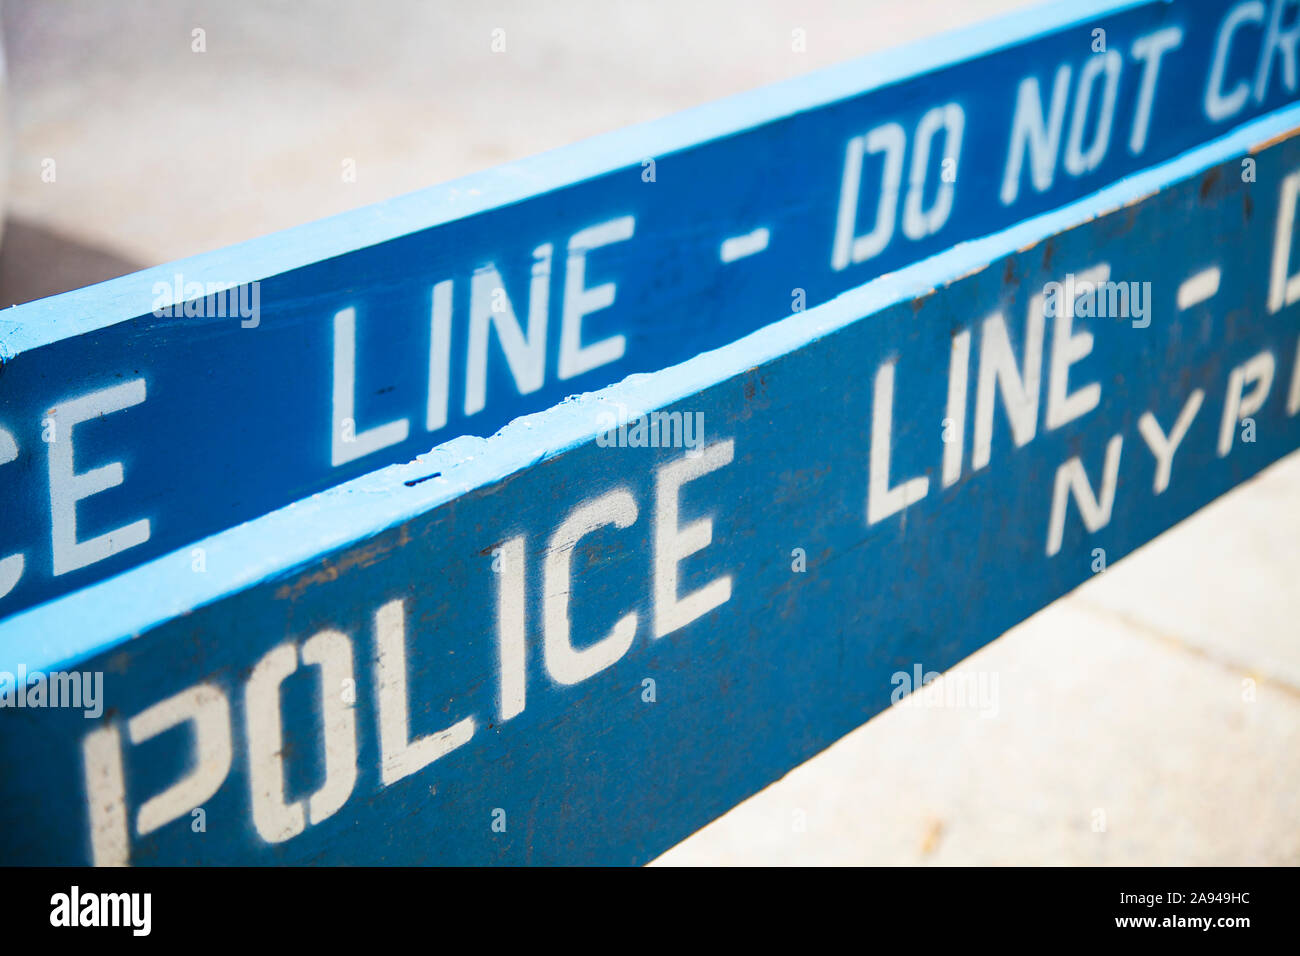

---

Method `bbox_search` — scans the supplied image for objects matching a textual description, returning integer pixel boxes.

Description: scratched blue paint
[1,0,1296,615]
[2,108,1299,864]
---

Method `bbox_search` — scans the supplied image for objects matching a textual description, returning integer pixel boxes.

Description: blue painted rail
[2,102,1299,863]
[1,0,1297,615]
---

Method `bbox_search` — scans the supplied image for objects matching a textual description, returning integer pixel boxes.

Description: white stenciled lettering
[426,280,454,431]
[1254,0,1300,103]
[833,105,965,268]
[1206,1,1267,121]
[1001,65,1072,205]
[942,330,971,488]
[654,440,735,637]
[1268,169,1300,313]
[83,683,232,867]
[246,632,357,843]
[972,304,1045,470]
[1064,51,1122,177]
[129,684,232,841]
[494,536,528,721]
[1289,337,1300,415]
[1129,27,1184,154]
[464,245,553,416]
[544,489,639,684]
[1044,264,1107,431]
[902,103,965,241]
[48,381,151,576]
[0,427,24,598]
[560,216,635,380]
[1047,435,1123,556]
[868,360,930,523]
[832,122,906,270]
[375,598,475,785]
[1137,390,1205,494]
[1218,351,1276,455]
[331,306,410,466]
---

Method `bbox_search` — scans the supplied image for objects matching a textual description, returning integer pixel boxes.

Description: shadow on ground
[0,217,142,307]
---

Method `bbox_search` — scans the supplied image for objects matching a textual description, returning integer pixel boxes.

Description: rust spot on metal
[950,258,989,284]
[1250,126,1300,154]
[1120,187,1159,210]
[275,525,411,602]
[1199,166,1221,202]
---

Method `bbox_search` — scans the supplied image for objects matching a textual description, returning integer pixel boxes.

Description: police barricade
[2,102,1299,864]
[1,0,1294,616]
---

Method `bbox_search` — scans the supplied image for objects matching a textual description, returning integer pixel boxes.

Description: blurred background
[2,0,1296,864]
